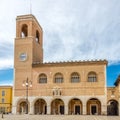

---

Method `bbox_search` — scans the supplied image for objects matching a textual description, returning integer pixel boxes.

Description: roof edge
[32,59,108,67]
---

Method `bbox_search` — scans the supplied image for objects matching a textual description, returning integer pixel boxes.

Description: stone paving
[0,115,120,120]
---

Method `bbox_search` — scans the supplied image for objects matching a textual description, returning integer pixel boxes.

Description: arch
[68,98,83,115]
[21,24,28,38]
[51,98,64,114]
[71,72,80,83]
[54,72,63,83]
[88,71,97,82]
[34,98,47,114]
[36,30,40,43]
[38,73,47,84]
[87,98,101,115]
[16,98,30,114]
[107,99,119,116]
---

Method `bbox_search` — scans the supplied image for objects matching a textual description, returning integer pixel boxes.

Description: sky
[0,0,120,86]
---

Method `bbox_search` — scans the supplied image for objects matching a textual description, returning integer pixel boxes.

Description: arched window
[54,73,63,83]
[88,72,97,82]
[39,74,47,83]
[21,24,28,38]
[36,30,40,43]
[71,72,80,83]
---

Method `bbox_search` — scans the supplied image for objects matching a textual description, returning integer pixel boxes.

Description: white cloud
[0,0,120,69]
[0,59,13,70]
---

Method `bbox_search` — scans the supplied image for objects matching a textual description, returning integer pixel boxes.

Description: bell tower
[14,14,43,68]
[14,14,43,96]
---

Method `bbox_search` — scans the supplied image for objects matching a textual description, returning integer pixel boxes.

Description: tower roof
[16,14,43,31]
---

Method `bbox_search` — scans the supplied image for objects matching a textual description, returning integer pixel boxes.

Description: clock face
[19,53,27,61]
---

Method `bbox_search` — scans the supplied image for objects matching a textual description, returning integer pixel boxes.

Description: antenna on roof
[30,0,32,14]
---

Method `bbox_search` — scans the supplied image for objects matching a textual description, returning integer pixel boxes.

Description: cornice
[0,85,13,88]
[32,59,108,67]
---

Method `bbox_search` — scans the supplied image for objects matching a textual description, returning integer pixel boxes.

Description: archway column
[119,98,120,116]
[12,97,17,114]
[29,103,34,114]
[83,102,86,115]
[12,105,17,114]
[101,104,107,115]
[47,104,51,114]
[65,104,68,115]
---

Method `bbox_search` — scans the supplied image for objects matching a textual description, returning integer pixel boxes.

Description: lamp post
[22,77,32,114]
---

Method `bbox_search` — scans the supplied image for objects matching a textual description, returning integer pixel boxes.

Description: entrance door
[91,105,97,115]
[75,105,80,114]
[60,105,64,114]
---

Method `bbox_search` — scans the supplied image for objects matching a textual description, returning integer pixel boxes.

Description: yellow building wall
[0,86,12,113]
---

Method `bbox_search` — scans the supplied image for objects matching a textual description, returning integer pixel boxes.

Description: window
[111,90,115,95]
[2,98,4,103]
[21,24,28,38]
[54,73,63,83]
[36,30,40,43]
[39,74,47,83]
[2,91,5,96]
[71,72,80,83]
[88,72,97,82]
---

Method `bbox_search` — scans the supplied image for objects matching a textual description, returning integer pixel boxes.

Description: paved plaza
[0,115,120,120]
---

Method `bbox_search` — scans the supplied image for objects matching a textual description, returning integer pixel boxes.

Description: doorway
[75,105,80,114]
[87,98,101,115]
[59,105,64,114]
[91,105,97,115]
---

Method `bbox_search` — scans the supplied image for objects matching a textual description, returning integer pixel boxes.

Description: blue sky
[0,0,120,86]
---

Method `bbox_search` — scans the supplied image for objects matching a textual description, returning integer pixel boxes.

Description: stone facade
[12,14,120,115]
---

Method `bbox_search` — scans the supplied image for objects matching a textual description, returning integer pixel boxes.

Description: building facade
[107,75,120,116]
[0,86,12,114]
[12,14,120,115]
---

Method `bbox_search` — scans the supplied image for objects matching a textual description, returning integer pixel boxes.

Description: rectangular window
[88,77,96,82]
[55,78,63,83]
[2,98,5,103]
[39,78,47,83]
[2,91,5,96]
[111,91,115,95]
[71,77,80,83]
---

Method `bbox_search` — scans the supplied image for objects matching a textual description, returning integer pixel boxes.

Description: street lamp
[22,77,32,114]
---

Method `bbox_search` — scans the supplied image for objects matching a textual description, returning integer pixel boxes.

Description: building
[0,86,12,114]
[107,75,120,116]
[12,14,120,115]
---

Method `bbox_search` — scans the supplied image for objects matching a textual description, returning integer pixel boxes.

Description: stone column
[12,98,17,114]
[119,98,120,116]
[12,105,17,114]
[82,103,86,115]
[65,104,68,115]
[29,104,34,114]
[47,104,51,114]
[101,104,107,115]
